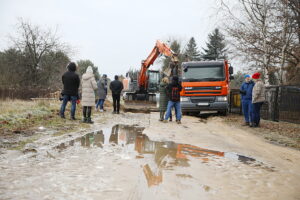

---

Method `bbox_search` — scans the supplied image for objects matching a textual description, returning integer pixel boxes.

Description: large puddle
[54,124,274,187]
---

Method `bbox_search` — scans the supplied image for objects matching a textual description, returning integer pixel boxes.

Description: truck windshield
[182,65,225,82]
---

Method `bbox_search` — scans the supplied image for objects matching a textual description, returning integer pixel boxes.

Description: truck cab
[180,60,233,115]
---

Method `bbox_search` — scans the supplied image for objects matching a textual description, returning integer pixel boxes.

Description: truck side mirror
[230,75,234,80]
[229,66,234,75]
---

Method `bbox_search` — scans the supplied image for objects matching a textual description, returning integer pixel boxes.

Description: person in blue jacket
[240,75,255,126]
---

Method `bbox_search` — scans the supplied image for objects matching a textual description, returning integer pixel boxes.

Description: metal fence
[229,86,300,124]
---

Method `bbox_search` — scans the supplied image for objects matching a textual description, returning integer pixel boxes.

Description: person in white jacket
[81,66,98,123]
[251,72,266,127]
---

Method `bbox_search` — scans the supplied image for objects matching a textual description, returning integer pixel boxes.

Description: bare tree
[218,0,300,85]
[10,19,69,86]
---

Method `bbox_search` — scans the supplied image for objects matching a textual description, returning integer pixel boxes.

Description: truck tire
[182,111,188,115]
[128,94,133,101]
[218,110,228,116]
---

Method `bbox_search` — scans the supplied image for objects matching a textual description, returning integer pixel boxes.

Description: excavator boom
[138,40,178,92]
[124,40,179,103]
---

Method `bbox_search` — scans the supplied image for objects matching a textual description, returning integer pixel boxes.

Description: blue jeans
[164,101,182,121]
[242,100,253,123]
[60,95,77,117]
[252,102,263,125]
[96,99,105,109]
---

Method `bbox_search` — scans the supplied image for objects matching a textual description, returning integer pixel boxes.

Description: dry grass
[0,99,86,135]
[0,99,92,150]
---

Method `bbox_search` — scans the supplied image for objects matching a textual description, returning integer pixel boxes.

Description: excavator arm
[138,40,179,92]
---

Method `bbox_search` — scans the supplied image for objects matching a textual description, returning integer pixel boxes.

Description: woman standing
[81,66,98,123]
[96,74,108,112]
[251,72,265,127]
[159,77,169,121]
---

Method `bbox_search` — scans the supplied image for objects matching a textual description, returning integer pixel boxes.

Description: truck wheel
[182,112,188,115]
[218,110,228,116]
[128,94,133,101]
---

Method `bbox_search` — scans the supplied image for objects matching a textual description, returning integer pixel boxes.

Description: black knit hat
[67,62,77,72]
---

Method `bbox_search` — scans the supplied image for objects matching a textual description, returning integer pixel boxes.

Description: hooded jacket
[81,68,98,107]
[240,80,255,101]
[62,64,80,96]
[97,78,107,99]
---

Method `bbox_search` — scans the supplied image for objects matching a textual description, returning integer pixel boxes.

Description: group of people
[159,76,183,124]
[240,72,266,127]
[59,62,123,123]
[59,62,265,126]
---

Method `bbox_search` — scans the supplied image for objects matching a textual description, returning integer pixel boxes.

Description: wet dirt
[54,125,273,171]
[123,100,158,113]
[0,112,300,200]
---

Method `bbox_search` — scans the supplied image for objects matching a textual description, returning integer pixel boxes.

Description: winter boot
[82,106,87,123]
[87,117,94,124]
[86,107,93,123]
[242,122,250,126]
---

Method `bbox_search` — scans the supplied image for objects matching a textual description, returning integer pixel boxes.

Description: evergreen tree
[184,37,201,61]
[77,59,100,81]
[202,28,227,60]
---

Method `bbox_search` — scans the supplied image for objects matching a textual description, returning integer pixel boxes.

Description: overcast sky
[0,0,225,79]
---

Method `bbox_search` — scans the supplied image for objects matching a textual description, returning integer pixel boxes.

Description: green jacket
[159,82,169,111]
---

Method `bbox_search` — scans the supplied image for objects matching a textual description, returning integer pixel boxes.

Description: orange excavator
[124,40,179,101]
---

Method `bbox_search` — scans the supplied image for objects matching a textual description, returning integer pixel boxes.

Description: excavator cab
[147,70,160,93]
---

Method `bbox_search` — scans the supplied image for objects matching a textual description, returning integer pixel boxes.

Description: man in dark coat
[110,75,124,114]
[164,76,182,124]
[240,74,255,126]
[60,62,80,120]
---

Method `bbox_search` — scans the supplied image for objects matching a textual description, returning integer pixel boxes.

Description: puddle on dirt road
[54,124,274,187]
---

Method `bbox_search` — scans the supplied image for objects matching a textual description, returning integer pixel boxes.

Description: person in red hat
[251,72,265,127]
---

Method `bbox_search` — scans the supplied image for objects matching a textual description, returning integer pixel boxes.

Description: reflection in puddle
[55,124,273,187]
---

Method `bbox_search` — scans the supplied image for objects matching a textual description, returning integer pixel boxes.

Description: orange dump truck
[180,60,234,115]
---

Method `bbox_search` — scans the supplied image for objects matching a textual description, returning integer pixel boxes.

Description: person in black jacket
[60,62,80,120]
[164,76,182,124]
[109,75,124,114]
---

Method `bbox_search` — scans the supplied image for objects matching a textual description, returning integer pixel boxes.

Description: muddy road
[0,111,300,200]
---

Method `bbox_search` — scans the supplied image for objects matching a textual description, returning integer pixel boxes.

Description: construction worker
[240,74,255,126]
